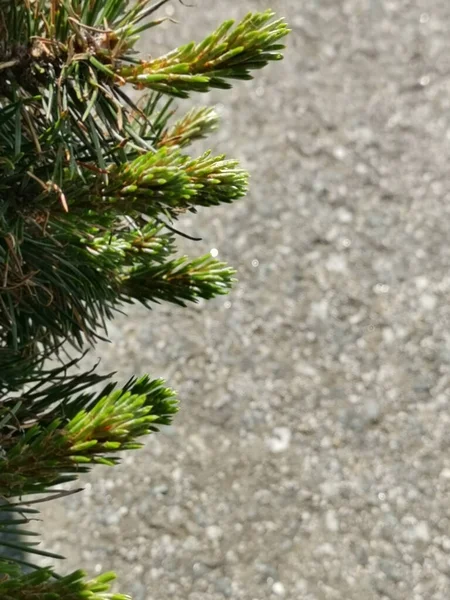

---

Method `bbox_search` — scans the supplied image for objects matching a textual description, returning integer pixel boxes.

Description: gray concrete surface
[39,1,450,599]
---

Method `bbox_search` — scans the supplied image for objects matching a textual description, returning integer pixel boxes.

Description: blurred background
[39,1,450,599]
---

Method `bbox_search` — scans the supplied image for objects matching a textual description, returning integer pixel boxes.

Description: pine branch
[0,565,130,600]
[98,148,248,215]
[0,375,177,497]
[158,107,219,149]
[83,225,236,305]
[122,253,236,307]
[0,219,235,377]
[119,10,290,97]
[14,147,247,220]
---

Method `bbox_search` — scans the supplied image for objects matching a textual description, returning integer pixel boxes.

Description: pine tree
[0,1,289,598]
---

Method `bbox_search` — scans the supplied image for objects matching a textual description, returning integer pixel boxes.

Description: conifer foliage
[0,1,288,597]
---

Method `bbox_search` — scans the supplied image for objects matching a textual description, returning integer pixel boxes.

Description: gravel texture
[38,1,450,599]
